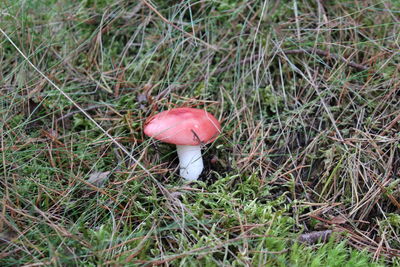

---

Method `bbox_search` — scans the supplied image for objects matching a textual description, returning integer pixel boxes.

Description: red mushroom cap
[144,108,221,146]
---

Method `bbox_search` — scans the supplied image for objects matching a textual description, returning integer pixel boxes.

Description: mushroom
[144,107,221,181]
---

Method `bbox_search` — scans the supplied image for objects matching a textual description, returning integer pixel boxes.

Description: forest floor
[1,0,399,266]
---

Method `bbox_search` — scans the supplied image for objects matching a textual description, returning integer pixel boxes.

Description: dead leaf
[88,171,111,187]
[298,230,333,244]
[329,214,347,225]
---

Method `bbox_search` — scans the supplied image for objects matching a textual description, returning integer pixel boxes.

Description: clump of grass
[1,0,399,265]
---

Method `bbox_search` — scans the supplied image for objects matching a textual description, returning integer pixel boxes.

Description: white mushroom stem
[176,145,203,181]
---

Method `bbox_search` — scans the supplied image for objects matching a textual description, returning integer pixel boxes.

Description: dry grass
[0,0,399,265]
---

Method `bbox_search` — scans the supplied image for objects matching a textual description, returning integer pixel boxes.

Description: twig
[382,112,400,134]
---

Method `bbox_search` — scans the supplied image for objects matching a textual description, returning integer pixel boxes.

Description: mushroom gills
[176,145,203,181]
